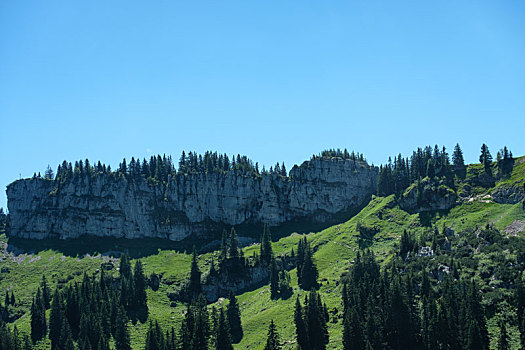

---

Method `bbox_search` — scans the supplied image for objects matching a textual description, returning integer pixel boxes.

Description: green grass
[1,157,525,349]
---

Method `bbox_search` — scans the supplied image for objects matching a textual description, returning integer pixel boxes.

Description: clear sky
[1,1,524,211]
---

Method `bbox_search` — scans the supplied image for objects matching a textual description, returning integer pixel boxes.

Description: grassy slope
[1,157,524,349]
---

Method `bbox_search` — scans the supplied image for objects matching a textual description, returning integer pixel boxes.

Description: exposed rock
[399,178,457,213]
[492,183,525,204]
[6,157,377,241]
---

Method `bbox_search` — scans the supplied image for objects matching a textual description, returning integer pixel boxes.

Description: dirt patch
[505,220,525,236]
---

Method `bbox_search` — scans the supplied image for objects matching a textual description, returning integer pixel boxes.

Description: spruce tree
[30,288,46,342]
[134,260,148,310]
[119,253,132,279]
[294,297,308,350]
[497,320,509,350]
[49,289,64,349]
[480,144,493,174]
[228,228,240,260]
[264,320,280,350]
[260,224,273,265]
[189,247,202,300]
[300,242,318,291]
[114,306,131,350]
[41,275,51,309]
[227,290,243,343]
[215,309,233,350]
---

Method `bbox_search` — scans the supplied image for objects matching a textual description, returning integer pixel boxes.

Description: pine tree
[294,297,308,350]
[188,246,202,300]
[49,289,64,349]
[480,144,493,174]
[215,309,233,350]
[119,253,132,279]
[343,307,364,350]
[114,306,131,350]
[134,260,148,310]
[30,288,46,342]
[227,290,243,343]
[228,228,240,260]
[497,320,509,350]
[191,295,210,350]
[145,320,165,350]
[264,320,280,350]
[41,275,51,309]
[260,224,273,265]
[300,242,318,291]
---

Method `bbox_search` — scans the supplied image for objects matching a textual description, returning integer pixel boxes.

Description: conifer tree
[294,297,308,350]
[30,288,46,342]
[114,306,131,350]
[480,144,493,174]
[134,260,148,310]
[188,247,202,300]
[119,253,132,280]
[452,143,465,176]
[264,320,280,350]
[215,309,233,350]
[145,320,165,350]
[49,289,64,349]
[227,290,243,343]
[497,320,509,350]
[41,275,51,309]
[300,242,318,291]
[228,228,240,260]
[260,224,273,265]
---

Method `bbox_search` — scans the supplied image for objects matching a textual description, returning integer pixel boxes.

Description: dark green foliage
[260,224,274,265]
[269,258,279,299]
[188,247,202,300]
[341,249,494,350]
[228,228,240,261]
[497,319,509,350]
[144,320,165,350]
[317,148,364,161]
[49,289,64,349]
[296,237,318,291]
[378,145,454,197]
[114,306,131,350]
[452,143,466,177]
[294,291,328,350]
[30,288,46,342]
[226,291,243,343]
[119,253,132,280]
[497,146,514,178]
[480,143,493,174]
[294,297,308,350]
[41,275,51,309]
[133,260,148,311]
[215,309,233,350]
[263,320,280,350]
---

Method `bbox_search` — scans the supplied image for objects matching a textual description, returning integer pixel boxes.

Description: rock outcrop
[399,178,457,213]
[492,183,525,205]
[6,157,377,240]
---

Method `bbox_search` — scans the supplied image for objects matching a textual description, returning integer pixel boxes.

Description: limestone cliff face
[6,158,377,240]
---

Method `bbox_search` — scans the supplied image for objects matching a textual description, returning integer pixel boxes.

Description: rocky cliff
[6,157,377,241]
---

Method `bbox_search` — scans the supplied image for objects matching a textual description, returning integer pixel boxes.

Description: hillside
[0,156,524,349]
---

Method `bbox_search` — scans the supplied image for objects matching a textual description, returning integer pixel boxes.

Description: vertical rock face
[6,157,377,240]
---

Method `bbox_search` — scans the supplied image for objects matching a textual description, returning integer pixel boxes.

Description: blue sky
[1,1,524,210]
